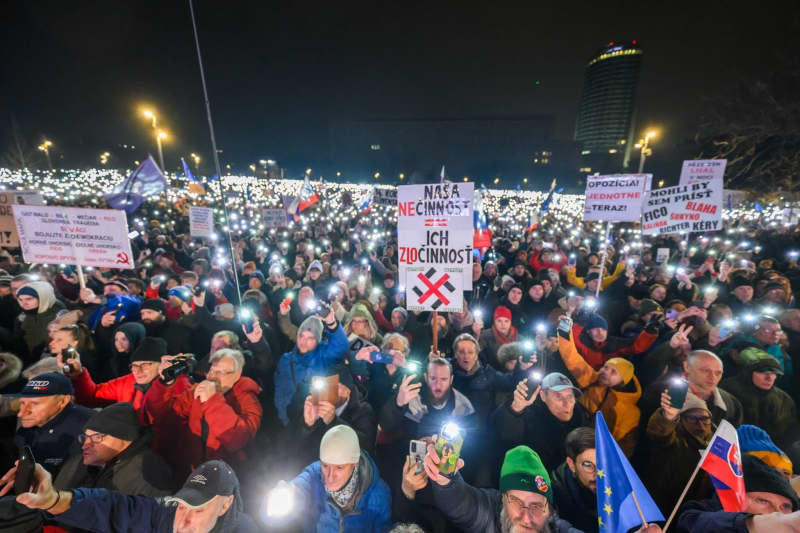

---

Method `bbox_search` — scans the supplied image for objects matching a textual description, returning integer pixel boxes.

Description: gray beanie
[392,306,408,320]
[299,316,324,343]
[320,425,361,465]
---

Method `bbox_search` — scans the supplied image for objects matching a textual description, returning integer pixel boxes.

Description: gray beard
[500,506,551,533]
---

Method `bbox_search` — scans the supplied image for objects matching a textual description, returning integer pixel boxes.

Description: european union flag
[595,412,664,532]
[105,156,167,214]
[182,157,197,183]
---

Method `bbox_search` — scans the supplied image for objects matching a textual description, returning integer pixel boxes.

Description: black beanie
[141,298,166,314]
[743,455,800,511]
[131,337,168,362]
[84,402,141,441]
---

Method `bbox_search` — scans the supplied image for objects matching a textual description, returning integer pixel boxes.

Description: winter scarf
[492,324,518,345]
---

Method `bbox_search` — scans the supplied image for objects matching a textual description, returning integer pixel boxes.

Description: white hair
[687,350,723,368]
[210,348,245,372]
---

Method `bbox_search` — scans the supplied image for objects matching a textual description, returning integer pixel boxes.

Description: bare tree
[694,55,800,194]
[1,117,37,169]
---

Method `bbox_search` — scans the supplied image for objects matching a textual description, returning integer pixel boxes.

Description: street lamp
[38,140,53,170]
[249,164,256,175]
[635,130,657,173]
[100,152,110,165]
[156,131,167,172]
[190,153,200,170]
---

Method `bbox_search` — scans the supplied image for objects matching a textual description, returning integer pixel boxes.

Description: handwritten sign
[679,159,727,186]
[641,180,723,235]
[189,206,214,238]
[583,174,651,222]
[0,191,44,248]
[262,208,289,228]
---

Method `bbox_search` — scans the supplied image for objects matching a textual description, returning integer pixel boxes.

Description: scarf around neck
[493,324,518,345]
[327,460,360,511]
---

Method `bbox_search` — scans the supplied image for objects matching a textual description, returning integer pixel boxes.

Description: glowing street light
[374,172,380,179]
[38,140,53,170]
[99,151,111,165]
[635,129,658,173]
[190,153,200,170]
[141,109,167,171]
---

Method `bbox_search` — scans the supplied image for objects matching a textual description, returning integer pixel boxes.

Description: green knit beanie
[499,446,552,502]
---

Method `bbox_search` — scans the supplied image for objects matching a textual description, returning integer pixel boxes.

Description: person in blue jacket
[274,307,348,426]
[0,459,258,533]
[275,424,392,532]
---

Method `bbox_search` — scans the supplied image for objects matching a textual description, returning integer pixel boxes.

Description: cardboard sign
[374,188,398,206]
[583,174,652,222]
[397,182,474,305]
[641,180,723,236]
[189,206,214,238]
[12,205,135,269]
[262,208,289,228]
[656,248,671,264]
[0,191,44,248]
[679,159,727,186]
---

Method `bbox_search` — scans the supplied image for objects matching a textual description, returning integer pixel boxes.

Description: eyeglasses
[78,433,107,445]
[207,366,236,376]
[129,362,156,372]
[682,414,712,424]
[504,493,548,517]
[578,460,596,473]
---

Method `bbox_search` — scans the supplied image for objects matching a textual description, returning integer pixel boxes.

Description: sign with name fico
[641,180,723,235]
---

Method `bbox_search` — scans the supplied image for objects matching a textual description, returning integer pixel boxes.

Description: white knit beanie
[320,425,361,465]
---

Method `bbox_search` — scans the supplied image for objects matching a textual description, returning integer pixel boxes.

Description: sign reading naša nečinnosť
[397,182,473,310]
[641,180,723,235]
[583,174,652,222]
[12,205,135,269]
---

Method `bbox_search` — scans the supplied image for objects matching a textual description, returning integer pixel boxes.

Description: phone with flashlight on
[434,422,464,477]
[239,308,256,334]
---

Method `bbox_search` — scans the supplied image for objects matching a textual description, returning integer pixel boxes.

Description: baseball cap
[541,372,582,396]
[167,460,238,509]
[9,372,73,397]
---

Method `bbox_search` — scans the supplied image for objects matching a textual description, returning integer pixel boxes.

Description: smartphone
[568,254,577,265]
[14,446,36,495]
[557,317,573,336]
[434,423,464,476]
[369,352,394,364]
[665,309,677,321]
[719,319,736,338]
[526,371,543,400]
[409,440,426,475]
[405,361,423,384]
[311,375,339,405]
[239,309,255,334]
[668,377,690,410]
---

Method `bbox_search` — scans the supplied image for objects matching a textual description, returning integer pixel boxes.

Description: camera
[61,346,78,374]
[161,354,196,382]
[193,284,205,297]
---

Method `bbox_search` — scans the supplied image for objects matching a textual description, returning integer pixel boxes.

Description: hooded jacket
[274,323,349,425]
[103,322,146,380]
[558,331,642,456]
[16,281,65,363]
[0,351,24,393]
[570,322,657,370]
[289,451,391,533]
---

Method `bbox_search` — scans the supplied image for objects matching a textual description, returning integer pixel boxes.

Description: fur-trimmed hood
[0,352,22,391]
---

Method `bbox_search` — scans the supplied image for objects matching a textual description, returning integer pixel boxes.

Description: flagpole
[431,311,439,356]
[595,222,612,298]
[76,265,86,290]
[188,0,241,305]
[662,459,703,532]
[631,492,649,528]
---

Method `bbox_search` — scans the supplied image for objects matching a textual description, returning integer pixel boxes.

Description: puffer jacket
[274,323,349,425]
[431,472,581,533]
[289,451,391,533]
[452,361,521,420]
[558,331,642,456]
[570,322,657,370]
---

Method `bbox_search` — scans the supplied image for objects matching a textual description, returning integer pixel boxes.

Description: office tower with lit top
[574,41,642,175]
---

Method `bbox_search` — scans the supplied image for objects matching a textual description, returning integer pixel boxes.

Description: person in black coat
[139,299,191,355]
[551,428,598,533]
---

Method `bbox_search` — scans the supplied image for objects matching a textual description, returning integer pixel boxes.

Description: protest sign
[189,206,214,238]
[679,159,727,186]
[374,188,397,206]
[656,248,671,264]
[397,182,473,310]
[641,180,723,236]
[406,266,465,313]
[12,205,134,269]
[583,174,652,222]
[0,191,44,248]
[262,208,289,228]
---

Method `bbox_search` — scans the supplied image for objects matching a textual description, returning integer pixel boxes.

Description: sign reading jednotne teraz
[397,182,473,309]
[583,174,652,222]
[641,180,723,235]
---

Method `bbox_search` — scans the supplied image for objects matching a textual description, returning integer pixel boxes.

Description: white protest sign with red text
[12,205,135,269]
[641,180,723,235]
[679,159,726,186]
[583,174,652,222]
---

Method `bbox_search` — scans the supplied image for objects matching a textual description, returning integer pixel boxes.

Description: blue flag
[539,179,557,214]
[754,202,763,212]
[595,412,664,532]
[182,157,197,183]
[105,156,167,214]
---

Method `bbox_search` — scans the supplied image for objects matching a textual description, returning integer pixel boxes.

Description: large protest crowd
[0,169,799,533]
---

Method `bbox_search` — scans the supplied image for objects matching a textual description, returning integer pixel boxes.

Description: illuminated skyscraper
[575,41,643,174]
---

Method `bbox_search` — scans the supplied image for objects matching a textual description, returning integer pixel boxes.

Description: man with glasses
[551,428,598,532]
[51,402,174,496]
[62,337,191,424]
[145,348,262,477]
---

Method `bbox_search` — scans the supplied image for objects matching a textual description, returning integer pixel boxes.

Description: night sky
[3,1,798,182]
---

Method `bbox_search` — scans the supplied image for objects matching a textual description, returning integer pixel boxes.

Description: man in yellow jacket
[556,317,642,456]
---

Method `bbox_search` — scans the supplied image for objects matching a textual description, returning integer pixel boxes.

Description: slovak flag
[359,187,374,214]
[298,176,320,212]
[699,420,746,511]
[473,185,492,248]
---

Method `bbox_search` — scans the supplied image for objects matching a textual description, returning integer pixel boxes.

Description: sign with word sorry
[189,206,215,238]
[0,191,44,248]
[374,188,398,206]
[12,205,134,269]
[407,266,464,313]
[641,180,723,236]
[679,159,727,186]
[397,182,473,306]
[262,208,289,228]
[583,174,652,222]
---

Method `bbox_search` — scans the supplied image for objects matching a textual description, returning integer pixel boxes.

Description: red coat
[528,249,568,273]
[144,376,262,475]
[571,323,657,369]
[73,368,191,424]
